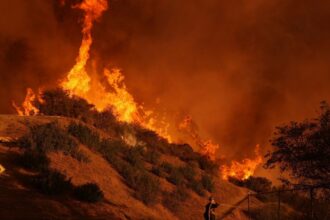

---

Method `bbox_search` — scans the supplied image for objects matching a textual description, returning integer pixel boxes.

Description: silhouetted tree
[265,101,330,188]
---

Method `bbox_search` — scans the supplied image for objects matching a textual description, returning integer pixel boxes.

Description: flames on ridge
[220,144,263,181]
[12,88,43,116]
[61,0,108,95]
[12,0,263,181]
[178,116,219,160]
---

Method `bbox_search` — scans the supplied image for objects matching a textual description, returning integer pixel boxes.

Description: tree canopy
[265,101,330,188]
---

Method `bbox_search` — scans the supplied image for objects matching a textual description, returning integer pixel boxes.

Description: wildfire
[12,88,42,116]
[12,0,263,181]
[0,164,5,174]
[178,116,219,160]
[220,144,263,181]
[61,0,108,95]
[13,0,171,141]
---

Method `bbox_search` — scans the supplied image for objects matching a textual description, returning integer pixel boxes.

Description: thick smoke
[1,0,330,164]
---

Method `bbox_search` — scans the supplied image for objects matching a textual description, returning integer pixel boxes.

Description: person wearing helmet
[203,196,219,220]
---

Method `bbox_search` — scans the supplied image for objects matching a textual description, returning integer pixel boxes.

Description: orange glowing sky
[1,0,330,171]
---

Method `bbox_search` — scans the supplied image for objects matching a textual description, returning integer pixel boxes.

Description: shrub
[151,166,166,178]
[229,176,272,193]
[134,172,160,205]
[179,165,196,182]
[99,139,123,162]
[74,183,104,203]
[245,176,272,193]
[68,122,127,163]
[168,143,198,162]
[113,158,159,205]
[37,88,95,123]
[32,170,72,195]
[20,150,50,171]
[125,146,144,169]
[119,162,141,187]
[174,185,189,201]
[68,122,101,150]
[71,150,90,163]
[167,168,184,185]
[135,127,171,154]
[160,162,174,173]
[162,186,189,213]
[26,122,77,152]
[188,178,205,196]
[18,122,86,162]
[198,156,219,175]
[201,174,215,192]
[93,109,122,136]
[144,149,161,164]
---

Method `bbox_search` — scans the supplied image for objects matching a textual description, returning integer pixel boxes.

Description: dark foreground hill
[0,115,254,220]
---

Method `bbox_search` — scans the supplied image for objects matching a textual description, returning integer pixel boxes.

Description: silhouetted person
[204,196,219,220]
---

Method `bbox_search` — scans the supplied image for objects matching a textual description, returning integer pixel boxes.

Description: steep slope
[0,115,251,220]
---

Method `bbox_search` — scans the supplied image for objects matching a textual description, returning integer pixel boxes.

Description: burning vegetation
[12,0,262,181]
[220,145,263,181]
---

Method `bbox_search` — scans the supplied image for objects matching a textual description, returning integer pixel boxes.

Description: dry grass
[0,115,254,220]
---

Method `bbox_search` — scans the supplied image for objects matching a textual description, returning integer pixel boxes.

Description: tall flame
[61,0,108,95]
[220,144,263,181]
[59,0,171,140]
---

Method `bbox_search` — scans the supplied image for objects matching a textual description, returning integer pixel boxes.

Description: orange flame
[179,116,219,160]
[12,88,42,116]
[12,1,262,177]
[220,144,263,181]
[59,0,171,140]
[61,0,108,95]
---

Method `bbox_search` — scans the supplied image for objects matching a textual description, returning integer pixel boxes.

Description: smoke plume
[1,0,330,165]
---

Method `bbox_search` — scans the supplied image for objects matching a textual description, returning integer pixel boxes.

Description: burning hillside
[12,0,262,181]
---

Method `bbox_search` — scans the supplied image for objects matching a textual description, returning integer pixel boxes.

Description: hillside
[0,115,253,220]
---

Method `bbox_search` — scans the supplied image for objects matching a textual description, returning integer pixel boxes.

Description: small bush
[229,176,272,193]
[68,122,127,163]
[20,150,50,171]
[125,146,144,169]
[162,186,189,213]
[201,174,215,192]
[160,162,174,173]
[74,183,104,203]
[188,178,205,196]
[167,168,184,185]
[18,122,86,162]
[113,158,159,205]
[99,139,123,162]
[151,166,166,178]
[168,143,198,162]
[179,165,196,182]
[37,88,95,123]
[144,149,161,164]
[134,172,160,205]
[135,128,169,153]
[198,156,219,175]
[68,122,101,150]
[92,109,119,134]
[32,170,72,195]
[27,122,77,153]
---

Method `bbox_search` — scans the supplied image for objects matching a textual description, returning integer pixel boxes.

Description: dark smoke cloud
[0,0,80,112]
[2,0,330,164]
